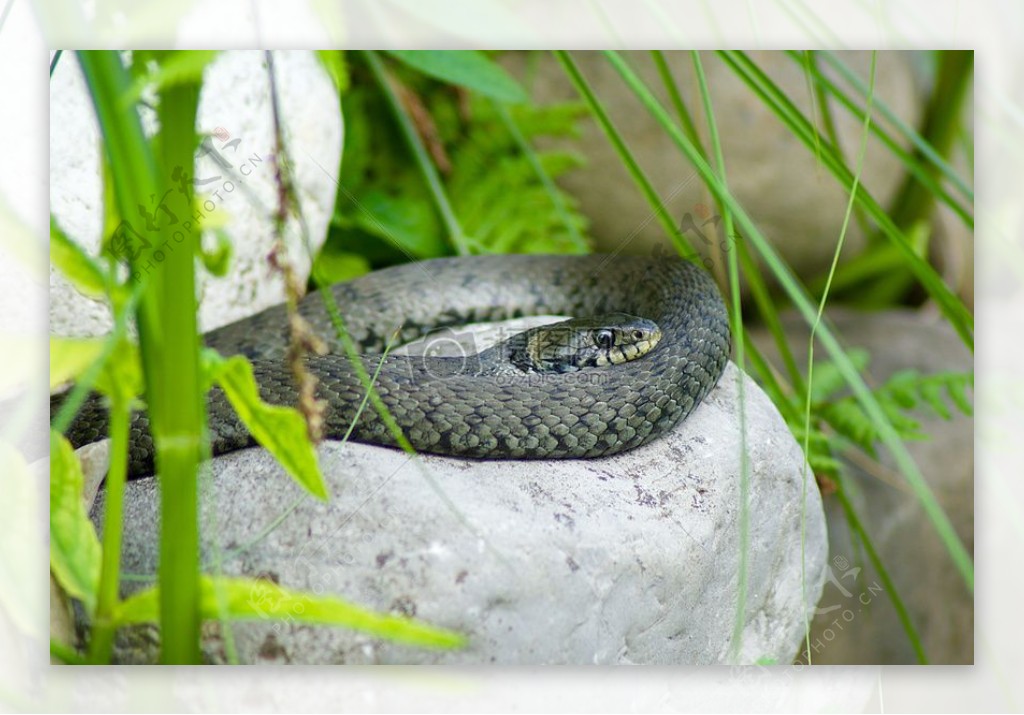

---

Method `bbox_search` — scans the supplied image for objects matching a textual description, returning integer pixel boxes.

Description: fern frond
[818,368,973,456]
[446,98,590,254]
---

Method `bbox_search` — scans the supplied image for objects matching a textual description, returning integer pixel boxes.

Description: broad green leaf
[50,337,105,391]
[49,433,101,614]
[114,575,467,650]
[51,335,144,400]
[385,50,527,104]
[206,354,329,501]
[51,215,106,298]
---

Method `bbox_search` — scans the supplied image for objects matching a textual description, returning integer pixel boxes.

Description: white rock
[97,355,827,664]
[48,50,342,337]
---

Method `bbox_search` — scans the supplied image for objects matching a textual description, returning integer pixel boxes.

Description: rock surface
[48,50,342,338]
[94,346,828,665]
[751,308,973,664]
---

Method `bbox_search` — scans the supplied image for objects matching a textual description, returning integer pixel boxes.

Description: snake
[57,254,731,478]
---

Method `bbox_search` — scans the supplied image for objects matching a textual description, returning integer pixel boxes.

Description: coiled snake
[58,254,731,477]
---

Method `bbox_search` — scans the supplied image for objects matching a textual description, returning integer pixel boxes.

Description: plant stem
[151,79,205,665]
[86,389,130,663]
[78,50,207,663]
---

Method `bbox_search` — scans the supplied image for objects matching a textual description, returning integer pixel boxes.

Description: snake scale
[59,254,731,477]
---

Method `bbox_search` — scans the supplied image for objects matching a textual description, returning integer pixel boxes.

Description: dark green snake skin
[60,254,731,477]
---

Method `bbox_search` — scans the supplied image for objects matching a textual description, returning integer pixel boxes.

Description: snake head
[513,312,663,373]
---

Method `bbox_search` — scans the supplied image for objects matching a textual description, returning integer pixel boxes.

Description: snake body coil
[61,255,731,477]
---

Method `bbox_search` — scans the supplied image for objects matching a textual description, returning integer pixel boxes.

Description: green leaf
[50,337,105,391]
[818,369,973,456]
[199,227,233,277]
[315,50,349,93]
[113,576,467,650]
[93,337,145,402]
[947,374,974,416]
[809,348,870,403]
[338,87,374,190]
[446,97,590,254]
[312,249,371,285]
[352,188,447,257]
[385,50,527,104]
[50,215,107,298]
[49,432,102,614]
[51,334,144,401]
[206,353,329,501]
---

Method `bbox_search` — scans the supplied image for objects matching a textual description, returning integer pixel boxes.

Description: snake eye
[596,329,614,349]
[632,330,644,341]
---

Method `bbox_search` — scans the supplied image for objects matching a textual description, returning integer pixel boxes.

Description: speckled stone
[94,330,827,664]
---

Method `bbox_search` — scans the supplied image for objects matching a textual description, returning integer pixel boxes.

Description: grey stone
[751,308,973,664]
[94,342,828,664]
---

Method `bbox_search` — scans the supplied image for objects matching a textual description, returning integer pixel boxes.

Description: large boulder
[94,347,828,664]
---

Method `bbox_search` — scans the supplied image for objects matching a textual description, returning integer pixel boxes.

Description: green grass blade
[689,51,751,663]
[717,50,973,352]
[363,50,470,256]
[650,51,702,149]
[788,51,973,229]
[553,51,696,258]
[602,49,974,595]
[801,50,877,663]
[833,486,928,663]
[385,50,528,104]
[818,50,973,204]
